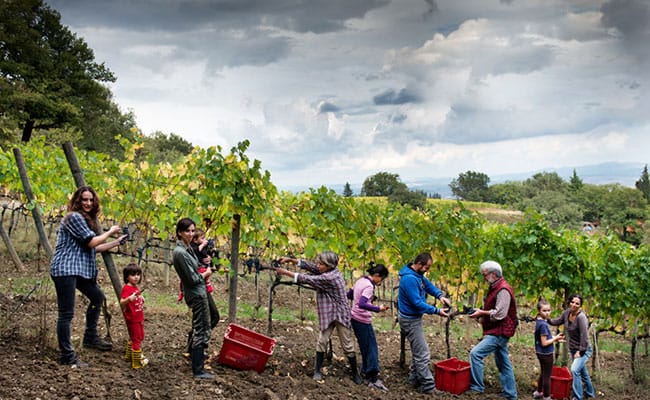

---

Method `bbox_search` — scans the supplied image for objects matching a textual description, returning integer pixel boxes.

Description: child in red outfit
[120,263,148,368]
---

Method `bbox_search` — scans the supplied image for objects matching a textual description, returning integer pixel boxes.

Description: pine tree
[635,165,650,203]
[343,182,353,197]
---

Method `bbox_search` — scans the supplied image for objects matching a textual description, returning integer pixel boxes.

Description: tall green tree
[139,131,194,164]
[449,170,490,201]
[635,164,650,203]
[0,0,117,142]
[361,172,407,196]
[342,182,353,197]
[569,169,583,191]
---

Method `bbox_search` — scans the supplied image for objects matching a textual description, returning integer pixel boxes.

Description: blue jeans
[51,275,105,363]
[469,334,518,400]
[398,316,435,392]
[570,347,595,400]
[352,319,380,381]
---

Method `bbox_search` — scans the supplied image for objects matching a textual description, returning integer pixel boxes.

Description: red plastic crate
[434,357,470,395]
[217,323,276,373]
[550,366,573,399]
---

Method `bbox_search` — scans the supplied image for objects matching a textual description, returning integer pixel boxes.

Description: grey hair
[316,251,339,270]
[480,260,503,278]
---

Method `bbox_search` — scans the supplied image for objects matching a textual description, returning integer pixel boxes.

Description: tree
[569,169,583,191]
[342,182,353,197]
[0,0,116,142]
[635,165,650,203]
[523,172,566,198]
[449,170,490,201]
[140,131,194,164]
[387,187,426,209]
[488,181,526,206]
[361,172,407,196]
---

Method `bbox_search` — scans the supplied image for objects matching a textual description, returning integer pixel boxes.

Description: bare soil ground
[0,256,647,400]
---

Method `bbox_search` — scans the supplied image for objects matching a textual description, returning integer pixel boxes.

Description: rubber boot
[124,341,132,361]
[131,349,149,369]
[185,330,193,355]
[347,355,363,385]
[191,346,214,379]
[312,351,325,380]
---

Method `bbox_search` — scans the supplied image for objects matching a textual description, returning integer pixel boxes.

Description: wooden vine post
[12,147,53,258]
[62,142,122,300]
[227,214,241,323]
[0,221,23,271]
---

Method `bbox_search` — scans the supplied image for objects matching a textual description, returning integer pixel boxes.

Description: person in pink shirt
[349,262,390,391]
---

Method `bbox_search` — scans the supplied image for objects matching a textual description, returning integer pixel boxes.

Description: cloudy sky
[47,0,649,190]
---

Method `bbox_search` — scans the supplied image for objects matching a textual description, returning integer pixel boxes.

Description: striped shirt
[50,212,97,279]
[297,260,352,331]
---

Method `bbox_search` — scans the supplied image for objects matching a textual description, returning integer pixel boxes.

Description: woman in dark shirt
[549,294,595,400]
[172,217,213,379]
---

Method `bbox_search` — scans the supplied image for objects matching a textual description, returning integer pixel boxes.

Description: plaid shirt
[50,212,97,279]
[297,260,351,331]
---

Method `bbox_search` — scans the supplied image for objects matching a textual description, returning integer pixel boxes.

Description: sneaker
[421,387,444,395]
[60,356,90,368]
[533,390,543,399]
[83,337,113,351]
[368,379,389,391]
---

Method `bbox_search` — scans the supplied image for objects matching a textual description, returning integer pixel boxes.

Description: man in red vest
[467,260,518,400]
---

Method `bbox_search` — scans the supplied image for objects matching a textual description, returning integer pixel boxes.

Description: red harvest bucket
[550,366,573,399]
[217,323,276,373]
[434,357,471,395]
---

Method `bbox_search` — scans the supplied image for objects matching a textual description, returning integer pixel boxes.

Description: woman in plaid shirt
[50,186,126,367]
[276,251,362,384]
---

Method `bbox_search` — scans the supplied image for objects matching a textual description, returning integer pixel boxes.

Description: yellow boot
[131,349,149,369]
[124,341,132,361]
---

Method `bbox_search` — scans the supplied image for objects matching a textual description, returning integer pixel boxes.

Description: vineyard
[1,139,649,390]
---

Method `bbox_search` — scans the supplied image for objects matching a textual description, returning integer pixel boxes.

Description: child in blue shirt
[534,298,565,400]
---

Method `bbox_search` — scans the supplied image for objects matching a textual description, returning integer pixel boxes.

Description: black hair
[366,262,389,278]
[413,252,432,266]
[175,217,196,239]
[123,263,142,284]
[570,293,584,307]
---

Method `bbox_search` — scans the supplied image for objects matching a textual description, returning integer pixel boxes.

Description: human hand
[118,234,128,245]
[379,304,389,312]
[438,307,449,318]
[109,225,121,235]
[440,296,451,308]
[278,257,297,265]
[202,268,212,279]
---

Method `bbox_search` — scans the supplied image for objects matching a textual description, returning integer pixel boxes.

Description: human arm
[401,275,445,316]
[358,296,388,312]
[120,291,138,310]
[575,312,590,357]
[548,309,568,326]
[423,278,451,308]
[539,322,565,346]
[89,225,122,251]
[469,289,509,321]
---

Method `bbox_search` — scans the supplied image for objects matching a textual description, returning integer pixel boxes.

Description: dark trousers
[188,295,212,349]
[536,352,554,397]
[352,319,380,381]
[51,275,106,363]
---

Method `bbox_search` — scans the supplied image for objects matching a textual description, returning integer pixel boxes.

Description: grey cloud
[373,88,420,105]
[601,0,650,37]
[48,0,389,34]
[318,102,340,114]
[422,0,438,20]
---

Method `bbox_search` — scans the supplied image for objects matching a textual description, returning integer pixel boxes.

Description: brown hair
[67,186,100,233]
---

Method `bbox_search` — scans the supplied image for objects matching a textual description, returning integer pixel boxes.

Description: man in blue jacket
[398,252,450,394]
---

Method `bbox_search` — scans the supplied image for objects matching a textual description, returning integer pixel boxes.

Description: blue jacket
[397,264,443,318]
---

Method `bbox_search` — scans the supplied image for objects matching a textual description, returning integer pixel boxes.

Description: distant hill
[279,161,647,198]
